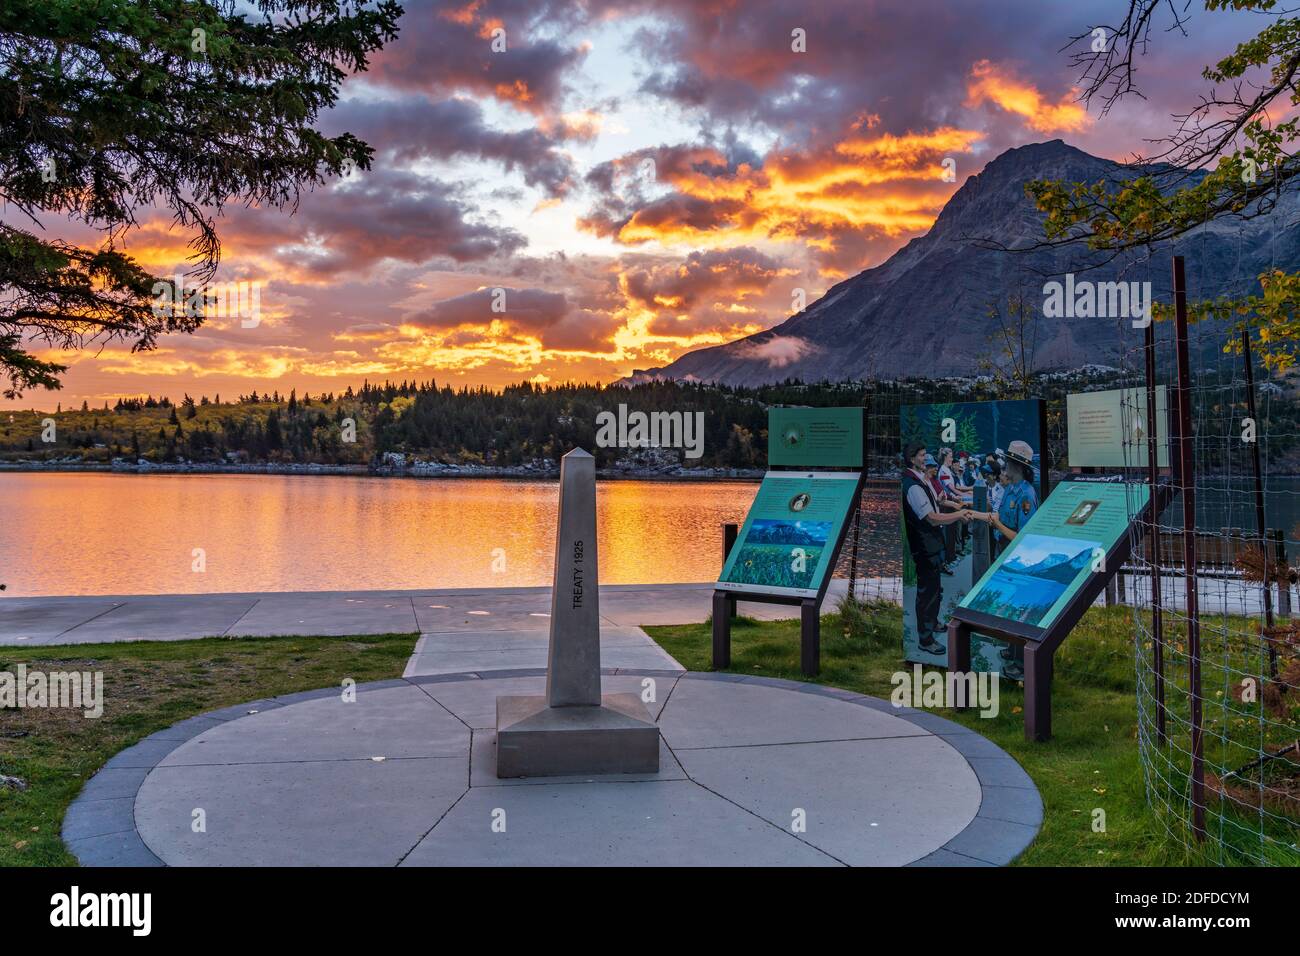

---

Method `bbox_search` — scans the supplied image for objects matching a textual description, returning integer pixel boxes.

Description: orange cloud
[440,1,483,27]
[585,126,984,266]
[965,60,1091,134]
[378,327,550,373]
[608,304,759,368]
[93,346,309,380]
[332,324,405,344]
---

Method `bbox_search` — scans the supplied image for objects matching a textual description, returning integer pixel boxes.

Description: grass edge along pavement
[647,602,1300,867]
[0,632,418,867]
[2,607,1296,867]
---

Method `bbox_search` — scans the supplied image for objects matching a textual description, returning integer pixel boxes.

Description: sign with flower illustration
[718,471,860,597]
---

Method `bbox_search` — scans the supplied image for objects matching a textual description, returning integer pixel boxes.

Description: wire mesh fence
[1121,257,1300,866]
[826,252,1299,865]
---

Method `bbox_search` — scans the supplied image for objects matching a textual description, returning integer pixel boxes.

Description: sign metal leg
[712,591,731,670]
[947,620,971,711]
[800,599,820,676]
[1024,643,1052,742]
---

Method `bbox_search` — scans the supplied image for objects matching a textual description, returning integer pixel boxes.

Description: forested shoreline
[2,368,1297,474]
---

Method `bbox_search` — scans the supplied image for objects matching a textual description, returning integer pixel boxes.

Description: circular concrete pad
[68,673,1042,867]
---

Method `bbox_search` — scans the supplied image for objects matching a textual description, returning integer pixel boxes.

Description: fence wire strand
[1121,255,1299,866]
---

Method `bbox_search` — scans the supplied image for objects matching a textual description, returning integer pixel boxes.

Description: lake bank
[1,575,1276,644]
[0,458,901,484]
[0,581,824,642]
[3,458,1298,481]
[0,459,766,481]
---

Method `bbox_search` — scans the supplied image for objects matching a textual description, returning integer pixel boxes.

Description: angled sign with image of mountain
[964,534,1100,626]
[1003,546,1095,587]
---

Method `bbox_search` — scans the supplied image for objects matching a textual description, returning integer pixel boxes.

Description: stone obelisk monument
[495,448,659,777]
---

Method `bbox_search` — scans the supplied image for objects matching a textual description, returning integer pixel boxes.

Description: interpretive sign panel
[957,480,1151,634]
[768,407,864,469]
[718,471,859,598]
[1066,386,1169,469]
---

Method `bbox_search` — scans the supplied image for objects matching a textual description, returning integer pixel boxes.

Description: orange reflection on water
[0,473,759,596]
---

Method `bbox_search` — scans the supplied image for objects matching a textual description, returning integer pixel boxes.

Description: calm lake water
[0,473,1295,596]
[0,473,759,596]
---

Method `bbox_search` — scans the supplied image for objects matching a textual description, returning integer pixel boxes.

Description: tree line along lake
[0,472,1296,596]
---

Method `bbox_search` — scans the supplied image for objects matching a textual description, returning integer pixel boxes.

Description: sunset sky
[4,0,1262,408]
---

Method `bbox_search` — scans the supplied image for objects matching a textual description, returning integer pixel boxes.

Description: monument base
[495,692,660,778]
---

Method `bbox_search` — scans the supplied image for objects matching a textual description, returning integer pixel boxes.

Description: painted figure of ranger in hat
[986,439,1037,547]
[980,439,1038,682]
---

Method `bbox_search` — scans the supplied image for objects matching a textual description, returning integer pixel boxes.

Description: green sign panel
[1066,386,1169,469]
[768,407,863,468]
[958,481,1150,631]
[718,471,860,597]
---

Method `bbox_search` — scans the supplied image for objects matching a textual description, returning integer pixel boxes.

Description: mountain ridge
[630,140,1300,386]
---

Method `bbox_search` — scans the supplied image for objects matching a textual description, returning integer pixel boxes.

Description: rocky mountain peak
[635,140,1293,386]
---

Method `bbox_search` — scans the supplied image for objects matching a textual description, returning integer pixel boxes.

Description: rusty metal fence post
[1172,255,1205,841]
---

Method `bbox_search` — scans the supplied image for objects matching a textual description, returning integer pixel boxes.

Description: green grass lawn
[2,608,1295,868]
[647,603,1300,867]
[0,633,417,866]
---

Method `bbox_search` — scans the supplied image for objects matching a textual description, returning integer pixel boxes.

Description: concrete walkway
[66,671,1042,867]
[404,625,682,676]
[50,577,1043,867]
[0,581,874,645]
[1,571,1280,646]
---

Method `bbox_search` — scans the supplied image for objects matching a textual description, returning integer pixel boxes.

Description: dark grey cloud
[622,246,787,310]
[217,168,526,275]
[325,96,576,196]
[303,169,526,270]
[602,0,1260,162]
[366,0,590,115]
[411,286,567,329]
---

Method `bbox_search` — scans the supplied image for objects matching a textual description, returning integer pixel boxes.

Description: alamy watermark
[891,664,999,718]
[1042,273,1151,328]
[595,404,705,459]
[0,664,103,718]
[50,886,150,936]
